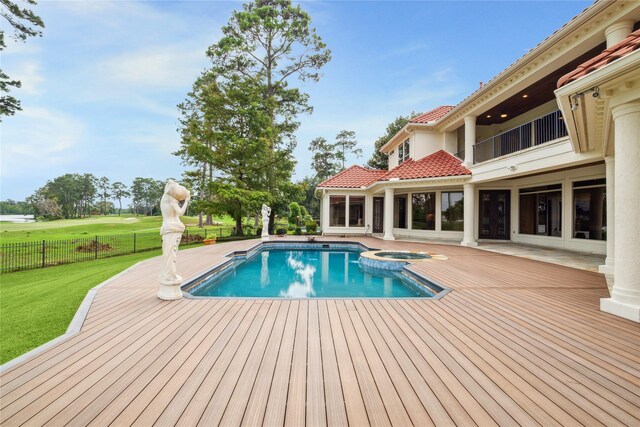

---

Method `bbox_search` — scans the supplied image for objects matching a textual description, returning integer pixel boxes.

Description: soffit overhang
[555,50,640,156]
[436,1,640,133]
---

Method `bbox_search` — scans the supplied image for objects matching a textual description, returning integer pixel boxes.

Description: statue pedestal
[158,278,183,300]
[261,235,270,241]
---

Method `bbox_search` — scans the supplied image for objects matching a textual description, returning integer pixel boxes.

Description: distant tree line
[3,174,170,219]
[0,200,31,215]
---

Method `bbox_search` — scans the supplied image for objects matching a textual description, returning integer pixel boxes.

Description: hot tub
[359,250,447,271]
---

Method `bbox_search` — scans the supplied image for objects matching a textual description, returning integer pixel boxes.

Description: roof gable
[409,106,455,124]
[317,165,387,189]
[381,150,471,181]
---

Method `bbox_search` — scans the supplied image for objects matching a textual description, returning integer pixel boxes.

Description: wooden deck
[1,237,639,426]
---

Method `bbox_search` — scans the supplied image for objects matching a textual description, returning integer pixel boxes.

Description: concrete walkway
[475,242,605,272]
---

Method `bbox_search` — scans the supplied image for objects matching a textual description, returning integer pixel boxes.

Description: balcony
[473,110,568,164]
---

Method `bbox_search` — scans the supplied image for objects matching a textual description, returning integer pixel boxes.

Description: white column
[383,187,395,240]
[365,195,373,233]
[435,191,442,232]
[321,192,330,234]
[461,183,477,247]
[604,20,634,48]
[599,156,615,285]
[462,115,476,168]
[344,195,350,228]
[601,101,640,322]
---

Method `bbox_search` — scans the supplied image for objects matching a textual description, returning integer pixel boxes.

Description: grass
[0,249,163,364]
[0,215,233,243]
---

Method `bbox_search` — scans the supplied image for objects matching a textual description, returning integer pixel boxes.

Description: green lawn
[0,215,233,243]
[0,249,163,364]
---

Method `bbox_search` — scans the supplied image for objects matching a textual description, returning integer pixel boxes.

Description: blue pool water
[188,248,434,298]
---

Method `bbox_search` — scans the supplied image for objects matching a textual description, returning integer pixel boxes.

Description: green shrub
[294,227,302,235]
[276,227,287,235]
[288,202,301,226]
[256,227,262,236]
[305,220,317,233]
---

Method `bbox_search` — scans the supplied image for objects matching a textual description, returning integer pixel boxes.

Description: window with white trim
[398,139,410,164]
[573,179,606,240]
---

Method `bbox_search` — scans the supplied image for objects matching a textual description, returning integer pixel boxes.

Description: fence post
[95,236,99,259]
[133,233,137,253]
[42,240,46,268]
[185,228,189,243]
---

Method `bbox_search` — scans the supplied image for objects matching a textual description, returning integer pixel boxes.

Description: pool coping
[181,240,452,300]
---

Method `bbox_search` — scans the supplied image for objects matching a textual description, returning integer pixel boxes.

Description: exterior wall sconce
[571,86,600,111]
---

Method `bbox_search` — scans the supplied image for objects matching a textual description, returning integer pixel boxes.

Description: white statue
[261,204,271,241]
[158,179,190,300]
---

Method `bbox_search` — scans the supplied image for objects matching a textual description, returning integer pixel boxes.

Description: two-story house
[317,0,640,322]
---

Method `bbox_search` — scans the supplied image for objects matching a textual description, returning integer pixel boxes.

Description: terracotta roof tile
[317,165,387,188]
[381,150,471,181]
[558,29,640,87]
[409,106,455,123]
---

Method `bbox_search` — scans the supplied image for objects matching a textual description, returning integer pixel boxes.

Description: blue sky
[1,0,591,201]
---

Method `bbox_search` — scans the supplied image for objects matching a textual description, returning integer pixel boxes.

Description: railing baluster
[474,109,568,163]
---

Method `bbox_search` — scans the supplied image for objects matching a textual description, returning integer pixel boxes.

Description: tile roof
[409,106,455,124]
[317,151,470,189]
[381,150,471,181]
[557,29,640,88]
[317,165,387,188]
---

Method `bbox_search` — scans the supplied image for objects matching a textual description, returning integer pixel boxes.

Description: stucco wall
[388,147,399,170]
[412,131,443,160]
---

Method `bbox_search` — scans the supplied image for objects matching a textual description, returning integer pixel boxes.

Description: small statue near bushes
[261,204,271,241]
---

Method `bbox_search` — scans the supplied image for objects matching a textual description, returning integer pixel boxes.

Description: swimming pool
[185,244,441,298]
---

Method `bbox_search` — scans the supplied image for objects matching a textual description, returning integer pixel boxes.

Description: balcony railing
[473,110,568,164]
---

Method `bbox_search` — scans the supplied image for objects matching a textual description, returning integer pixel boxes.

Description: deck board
[1,237,639,426]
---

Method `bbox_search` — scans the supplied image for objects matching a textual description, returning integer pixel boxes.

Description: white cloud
[8,61,45,95]
[126,122,182,155]
[2,38,42,56]
[100,45,208,89]
[0,107,84,177]
[391,68,465,109]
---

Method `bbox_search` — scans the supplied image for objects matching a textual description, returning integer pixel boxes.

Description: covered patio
[1,237,638,426]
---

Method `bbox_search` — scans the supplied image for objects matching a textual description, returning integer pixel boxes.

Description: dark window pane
[519,186,562,237]
[519,193,536,235]
[394,196,407,228]
[573,179,606,188]
[574,185,606,240]
[348,196,365,227]
[329,196,345,227]
[519,184,562,194]
[441,192,464,231]
[412,192,435,230]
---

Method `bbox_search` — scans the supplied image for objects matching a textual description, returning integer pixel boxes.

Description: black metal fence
[0,226,260,273]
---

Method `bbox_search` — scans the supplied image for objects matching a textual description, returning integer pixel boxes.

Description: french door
[479,190,510,240]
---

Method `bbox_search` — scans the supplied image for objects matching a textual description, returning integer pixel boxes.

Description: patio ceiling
[476,42,606,126]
